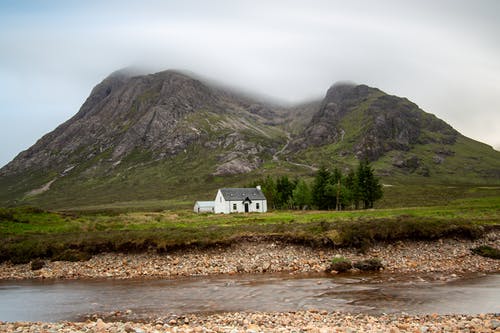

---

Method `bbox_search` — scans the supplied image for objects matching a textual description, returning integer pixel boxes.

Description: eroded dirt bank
[0,232,498,280]
[0,233,499,332]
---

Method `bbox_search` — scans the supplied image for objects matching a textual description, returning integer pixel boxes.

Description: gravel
[0,232,498,280]
[1,312,499,332]
[0,233,499,332]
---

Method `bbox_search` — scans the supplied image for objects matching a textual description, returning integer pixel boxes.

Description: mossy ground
[1,193,498,264]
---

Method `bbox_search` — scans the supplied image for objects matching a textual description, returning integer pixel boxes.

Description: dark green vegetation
[1,194,498,264]
[327,257,352,273]
[311,161,382,210]
[249,161,382,210]
[0,70,499,210]
[327,257,384,273]
[471,245,500,259]
[30,259,45,271]
[353,258,384,271]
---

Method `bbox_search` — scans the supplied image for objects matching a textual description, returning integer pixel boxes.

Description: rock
[213,157,258,176]
[124,324,135,333]
[95,318,107,332]
[1,231,499,284]
[433,154,445,164]
[353,258,384,271]
[30,259,45,271]
[326,258,352,273]
[262,262,271,272]
[247,323,260,332]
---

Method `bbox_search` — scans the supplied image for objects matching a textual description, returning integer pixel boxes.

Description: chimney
[256,185,261,190]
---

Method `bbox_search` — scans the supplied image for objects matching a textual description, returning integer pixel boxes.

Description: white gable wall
[214,190,229,214]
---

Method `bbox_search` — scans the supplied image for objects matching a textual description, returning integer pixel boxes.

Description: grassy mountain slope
[0,70,288,208]
[0,71,499,209]
[286,83,500,184]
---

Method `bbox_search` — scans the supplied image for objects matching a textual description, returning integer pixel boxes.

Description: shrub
[353,258,384,271]
[471,245,500,259]
[326,256,352,273]
[51,249,92,262]
[30,259,45,271]
[0,208,17,222]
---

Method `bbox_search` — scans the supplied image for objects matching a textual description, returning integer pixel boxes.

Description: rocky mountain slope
[1,69,285,176]
[287,83,499,181]
[1,69,499,208]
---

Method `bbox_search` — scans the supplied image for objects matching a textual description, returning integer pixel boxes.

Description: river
[0,273,498,322]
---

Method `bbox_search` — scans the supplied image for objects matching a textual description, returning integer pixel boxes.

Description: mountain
[287,83,500,181]
[1,69,499,208]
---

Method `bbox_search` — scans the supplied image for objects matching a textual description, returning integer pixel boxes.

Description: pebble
[0,233,499,333]
[3,312,498,333]
[0,231,498,280]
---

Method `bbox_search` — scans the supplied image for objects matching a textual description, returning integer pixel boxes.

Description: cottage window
[233,203,237,210]
[256,203,260,210]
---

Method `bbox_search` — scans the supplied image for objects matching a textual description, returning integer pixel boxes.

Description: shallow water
[0,273,498,322]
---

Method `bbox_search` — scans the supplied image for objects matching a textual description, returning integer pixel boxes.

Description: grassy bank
[1,196,499,264]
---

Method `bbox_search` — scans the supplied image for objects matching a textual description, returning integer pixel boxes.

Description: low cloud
[1,0,500,166]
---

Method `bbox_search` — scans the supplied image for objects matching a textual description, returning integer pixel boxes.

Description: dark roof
[219,188,266,201]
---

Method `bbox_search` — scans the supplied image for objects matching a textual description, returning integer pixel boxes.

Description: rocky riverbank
[0,233,499,332]
[1,311,499,332]
[0,231,499,280]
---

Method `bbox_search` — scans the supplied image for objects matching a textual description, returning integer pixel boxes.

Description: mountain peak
[324,82,379,106]
[107,66,147,79]
[328,81,357,92]
[1,69,499,208]
[291,82,461,162]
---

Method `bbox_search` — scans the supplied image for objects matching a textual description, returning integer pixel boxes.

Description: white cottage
[193,201,215,213]
[214,186,267,214]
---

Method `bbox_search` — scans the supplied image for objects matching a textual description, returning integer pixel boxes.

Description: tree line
[249,161,383,210]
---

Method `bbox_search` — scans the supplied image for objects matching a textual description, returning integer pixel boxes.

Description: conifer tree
[275,175,295,209]
[292,179,312,210]
[261,176,277,209]
[356,160,383,209]
[312,166,331,210]
[344,169,360,209]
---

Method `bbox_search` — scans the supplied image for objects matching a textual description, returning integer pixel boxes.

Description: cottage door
[244,203,249,212]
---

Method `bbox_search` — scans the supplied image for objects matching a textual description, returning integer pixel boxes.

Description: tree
[365,168,383,208]
[330,168,343,211]
[312,166,331,210]
[275,175,296,209]
[324,182,338,210]
[262,176,278,210]
[248,176,278,210]
[292,179,312,210]
[344,169,360,209]
[356,160,383,209]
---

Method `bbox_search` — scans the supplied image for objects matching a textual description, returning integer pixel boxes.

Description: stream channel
[0,273,498,322]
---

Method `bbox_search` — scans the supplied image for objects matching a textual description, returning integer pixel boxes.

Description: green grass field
[1,191,499,264]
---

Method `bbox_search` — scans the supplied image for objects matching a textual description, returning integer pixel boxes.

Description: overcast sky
[1,0,499,167]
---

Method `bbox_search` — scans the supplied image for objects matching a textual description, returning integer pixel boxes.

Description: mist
[1,0,500,167]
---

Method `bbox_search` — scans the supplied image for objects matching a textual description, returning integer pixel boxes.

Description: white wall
[214,190,268,214]
[214,190,229,214]
[194,204,214,213]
